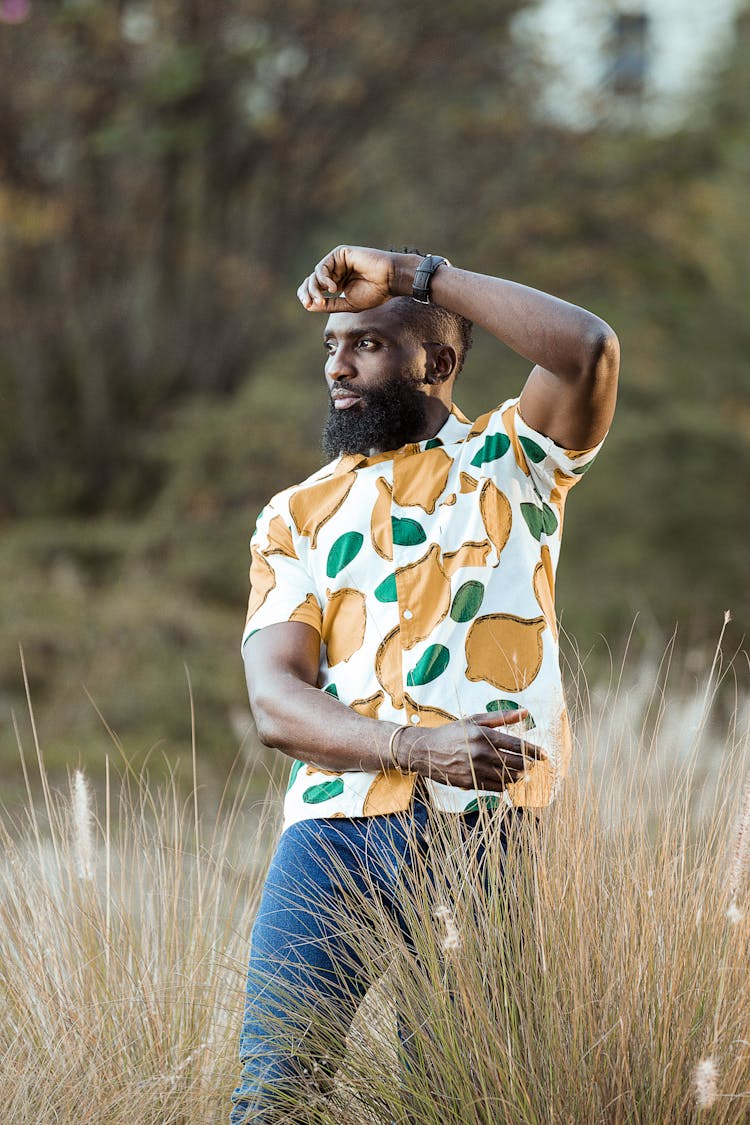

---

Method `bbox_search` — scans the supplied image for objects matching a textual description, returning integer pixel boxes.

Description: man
[231,245,619,1122]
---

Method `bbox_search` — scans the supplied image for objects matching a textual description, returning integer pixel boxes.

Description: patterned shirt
[242,397,602,830]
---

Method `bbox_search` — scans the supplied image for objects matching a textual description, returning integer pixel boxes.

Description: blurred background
[1,0,748,797]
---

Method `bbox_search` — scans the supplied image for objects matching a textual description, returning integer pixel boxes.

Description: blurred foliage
[1,0,749,784]
[0,0,531,514]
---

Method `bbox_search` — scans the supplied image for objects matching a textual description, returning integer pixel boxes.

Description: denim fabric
[229,801,513,1124]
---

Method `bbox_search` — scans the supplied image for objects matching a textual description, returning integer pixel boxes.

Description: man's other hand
[398,709,547,793]
[297,245,419,313]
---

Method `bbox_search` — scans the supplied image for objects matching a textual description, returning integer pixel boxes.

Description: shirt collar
[333,403,473,474]
[429,402,472,446]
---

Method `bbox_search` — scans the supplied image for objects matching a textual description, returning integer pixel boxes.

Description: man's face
[321,302,430,459]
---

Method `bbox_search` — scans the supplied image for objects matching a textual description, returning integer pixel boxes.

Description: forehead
[324,300,408,340]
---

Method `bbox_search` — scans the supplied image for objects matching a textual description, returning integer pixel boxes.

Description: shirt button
[410,714,420,725]
[403,609,413,620]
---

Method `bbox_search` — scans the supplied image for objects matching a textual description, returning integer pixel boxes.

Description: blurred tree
[0,0,536,514]
[3,0,750,785]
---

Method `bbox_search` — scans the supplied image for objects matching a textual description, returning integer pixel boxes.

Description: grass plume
[1,638,750,1122]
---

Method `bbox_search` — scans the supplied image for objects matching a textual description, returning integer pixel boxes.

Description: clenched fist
[297,245,420,313]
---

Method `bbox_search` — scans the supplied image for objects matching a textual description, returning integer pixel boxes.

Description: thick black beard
[322,377,431,460]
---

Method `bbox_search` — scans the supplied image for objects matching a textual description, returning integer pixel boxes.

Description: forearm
[391,255,613,382]
[245,628,537,792]
[250,670,398,774]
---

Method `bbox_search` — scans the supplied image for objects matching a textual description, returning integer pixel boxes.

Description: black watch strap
[411,254,450,304]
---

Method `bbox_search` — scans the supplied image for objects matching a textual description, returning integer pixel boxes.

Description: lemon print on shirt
[246,546,276,620]
[289,473,355,548]
[264,514,298,559]
[533,544,557,640]
[465,613,546,691]
[371,477,394,560]
[479,480,512,556]
[392,446,452,513]
[376,626,405,709]
[322,587,366,666]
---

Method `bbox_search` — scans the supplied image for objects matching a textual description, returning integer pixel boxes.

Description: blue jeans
[230,798,516,1124]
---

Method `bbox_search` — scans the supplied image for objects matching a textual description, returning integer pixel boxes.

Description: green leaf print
[486,698,535,729]
[374,573,398,602]
[541,503,558,535]
[486,699,519,714]
[406,644,450,686]
[519,435,546,463]
[520,503,545,540]
[450,580,485,622]
[470,432,510,468]
[302,778,345,804]
[287,759,305,791]
[323,683,339,698]
[326,531,364,578]
[463,795,502,813]
[572,461,591,476]
[521,500,558,539]
[391,517,427,546]
[424,437,442,449]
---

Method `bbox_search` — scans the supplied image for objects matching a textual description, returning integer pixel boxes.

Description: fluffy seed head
[434,904,461,953]
[726,900,743,925]
[693,1056,719,1110]
[72,769,95,882]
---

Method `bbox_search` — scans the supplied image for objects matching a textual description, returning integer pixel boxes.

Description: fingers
[472,708,529,728]
[296,274,353,313]
[489,728,547,762]
[314,259,340,295]
[297,248,349,311]
[465,749,528,792]
[469,711,547,762]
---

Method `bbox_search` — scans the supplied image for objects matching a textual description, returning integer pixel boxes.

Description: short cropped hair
[388,249,473,375]
[389,296,474,376]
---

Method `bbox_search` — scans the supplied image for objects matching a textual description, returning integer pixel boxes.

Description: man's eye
[324,341,336,354]
[358,338,376,349]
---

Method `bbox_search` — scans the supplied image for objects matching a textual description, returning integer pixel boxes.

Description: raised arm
[244,621,542,792]
[298,246,620,450]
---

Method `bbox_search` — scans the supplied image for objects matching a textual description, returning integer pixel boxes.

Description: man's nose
[326,346,356,382]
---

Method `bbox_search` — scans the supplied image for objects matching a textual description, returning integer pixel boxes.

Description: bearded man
[230,245,619,1123]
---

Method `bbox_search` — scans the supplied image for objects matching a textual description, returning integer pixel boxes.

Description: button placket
[392,451,420,718]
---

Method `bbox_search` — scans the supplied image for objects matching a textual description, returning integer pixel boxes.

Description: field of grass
[1,634,749,1123]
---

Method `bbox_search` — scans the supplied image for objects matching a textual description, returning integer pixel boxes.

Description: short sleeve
[241,500,322,650]
[494,397,604,503]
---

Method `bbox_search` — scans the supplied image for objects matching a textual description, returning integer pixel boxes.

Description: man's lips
[331,391,362,410]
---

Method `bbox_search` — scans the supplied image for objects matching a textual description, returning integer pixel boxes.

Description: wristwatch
[411,254,450,304]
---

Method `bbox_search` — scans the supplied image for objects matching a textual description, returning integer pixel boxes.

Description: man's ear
[423,343,457,384]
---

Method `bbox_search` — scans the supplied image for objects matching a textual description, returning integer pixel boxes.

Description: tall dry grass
[1,633,749,1123]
